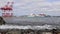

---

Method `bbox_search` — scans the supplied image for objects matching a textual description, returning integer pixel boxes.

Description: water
[3,16,60,26]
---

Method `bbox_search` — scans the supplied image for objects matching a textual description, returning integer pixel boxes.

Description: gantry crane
[0,2,14,17]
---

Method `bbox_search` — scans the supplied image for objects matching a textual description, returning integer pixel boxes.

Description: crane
[0,2,14,17]
[0,2,14,11]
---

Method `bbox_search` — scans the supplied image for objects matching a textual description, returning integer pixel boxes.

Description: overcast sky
[0,0,60,16]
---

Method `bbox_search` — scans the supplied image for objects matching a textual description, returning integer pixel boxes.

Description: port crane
[0,2,14,11]
[0,2,14,17]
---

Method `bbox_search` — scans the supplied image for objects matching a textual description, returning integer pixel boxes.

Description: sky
[0,0,60,16]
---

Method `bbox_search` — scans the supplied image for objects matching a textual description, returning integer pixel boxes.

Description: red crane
[0,2,14,11]
[0,2,14,17]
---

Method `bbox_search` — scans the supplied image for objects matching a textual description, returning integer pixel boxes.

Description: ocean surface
[3,16,60,26]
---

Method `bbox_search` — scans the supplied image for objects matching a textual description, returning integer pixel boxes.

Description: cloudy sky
[0,0,60,16]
